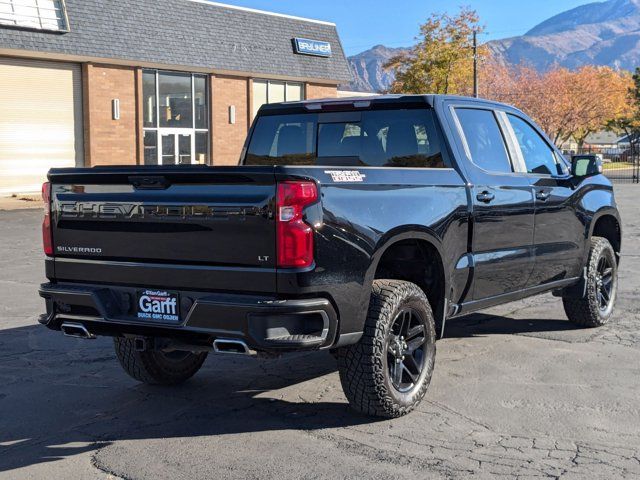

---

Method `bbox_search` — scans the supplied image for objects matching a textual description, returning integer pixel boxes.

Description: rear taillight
[42,182,53,256]
[276,181,318,268]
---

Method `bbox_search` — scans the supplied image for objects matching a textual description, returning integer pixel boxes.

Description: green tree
[384,8,485,94]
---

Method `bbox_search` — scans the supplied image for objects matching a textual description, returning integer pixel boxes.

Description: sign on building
[293,38,332,57]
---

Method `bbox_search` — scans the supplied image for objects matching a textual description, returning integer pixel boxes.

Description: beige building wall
[212,75,250,166]
[306,83,338,100]
[83,64,139,166]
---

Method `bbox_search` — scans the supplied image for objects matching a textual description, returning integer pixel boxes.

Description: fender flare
[588,207,622,264]
[588,208,621,241]
[356,226,451,328]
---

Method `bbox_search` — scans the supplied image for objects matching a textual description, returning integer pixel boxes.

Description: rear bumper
[39,282,338,351]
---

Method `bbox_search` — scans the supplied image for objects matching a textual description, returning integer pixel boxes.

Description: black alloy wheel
[387,309,428,393]
[595,255,614,313]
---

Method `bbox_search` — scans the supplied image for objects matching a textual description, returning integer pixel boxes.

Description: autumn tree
[481,60,632,146]
[562,66,632,147]
[384,8,486,95]
[607,67,640,154]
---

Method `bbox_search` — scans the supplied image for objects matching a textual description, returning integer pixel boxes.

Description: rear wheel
[563,236,618,327]
[114,337,207,385]
[336,280,436,418]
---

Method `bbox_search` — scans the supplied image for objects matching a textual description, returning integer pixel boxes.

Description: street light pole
[473,29,479,98]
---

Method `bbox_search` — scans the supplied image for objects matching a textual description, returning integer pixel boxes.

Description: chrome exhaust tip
[61,322,96,340]
[212,338,255,356]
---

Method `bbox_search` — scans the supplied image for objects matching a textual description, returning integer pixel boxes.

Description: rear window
[244,109,450,168]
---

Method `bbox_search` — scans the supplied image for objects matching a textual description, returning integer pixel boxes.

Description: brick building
[0,0,351,194]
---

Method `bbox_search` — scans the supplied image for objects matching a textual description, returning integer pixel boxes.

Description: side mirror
[571,155,603,178]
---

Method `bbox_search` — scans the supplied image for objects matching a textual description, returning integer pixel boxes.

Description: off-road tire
[563,236,617,327]
[336,279,436,418]
[114,337,208,385]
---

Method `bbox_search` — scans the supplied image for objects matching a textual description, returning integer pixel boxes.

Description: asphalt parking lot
[1,186,639,480]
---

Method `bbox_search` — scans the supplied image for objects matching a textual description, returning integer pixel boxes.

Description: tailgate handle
[129,176,170,190]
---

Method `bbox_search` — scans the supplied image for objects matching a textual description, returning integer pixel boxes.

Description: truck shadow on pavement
[444,312,583,338]
[0,312,582,473]
[0,324,372,473]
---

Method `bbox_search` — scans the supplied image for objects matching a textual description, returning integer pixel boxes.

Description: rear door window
[245,109,450,168]
[455,108,513,174]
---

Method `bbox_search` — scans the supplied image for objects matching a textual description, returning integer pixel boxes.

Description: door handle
[476,191,495,203]
[536,190,550,201]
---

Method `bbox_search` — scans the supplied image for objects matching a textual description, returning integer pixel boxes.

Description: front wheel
[336,280,436,418]
[114,337,208,385]
[563,236,618,327]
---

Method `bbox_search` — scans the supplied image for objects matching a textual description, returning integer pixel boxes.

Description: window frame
[451,106,516,176]
[0,0,70,32]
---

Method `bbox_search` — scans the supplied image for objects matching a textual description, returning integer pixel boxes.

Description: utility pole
[473,29,479,98]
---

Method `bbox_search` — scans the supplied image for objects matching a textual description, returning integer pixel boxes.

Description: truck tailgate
[49,167,276,287]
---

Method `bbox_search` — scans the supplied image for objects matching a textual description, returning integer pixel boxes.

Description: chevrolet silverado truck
[39,95,621,418]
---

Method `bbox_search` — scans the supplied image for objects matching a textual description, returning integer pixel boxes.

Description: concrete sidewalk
[0,195,42,211]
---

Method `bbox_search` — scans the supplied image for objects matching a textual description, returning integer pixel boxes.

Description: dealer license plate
[136,289,180,322]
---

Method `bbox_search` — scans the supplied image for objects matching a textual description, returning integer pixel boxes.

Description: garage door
[0,57,83,195]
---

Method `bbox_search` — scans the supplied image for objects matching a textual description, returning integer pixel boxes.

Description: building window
[0,0,69,32]
[252,80,304,118]
[159,72,192,129]
[142,70,209,165]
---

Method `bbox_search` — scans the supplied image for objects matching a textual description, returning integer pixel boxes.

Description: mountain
[346,45,409,93]
[489,0,640,71]
[345,0,640,92]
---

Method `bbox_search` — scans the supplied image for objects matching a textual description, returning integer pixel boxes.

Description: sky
[211,0,592,56]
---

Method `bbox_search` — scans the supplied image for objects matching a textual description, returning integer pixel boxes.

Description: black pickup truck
[39,95,621,417]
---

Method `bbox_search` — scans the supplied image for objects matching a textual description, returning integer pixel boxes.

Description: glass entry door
[160,131,193,165]
[142,70,209,165]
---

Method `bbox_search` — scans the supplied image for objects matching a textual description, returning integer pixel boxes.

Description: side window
[455,108,512,174]
[507,114,562,175]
